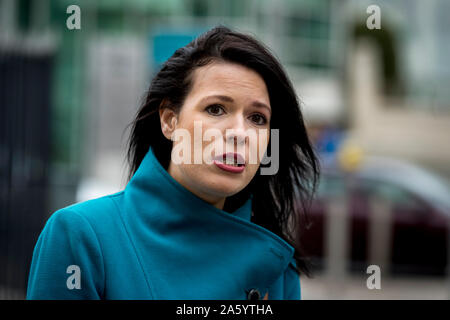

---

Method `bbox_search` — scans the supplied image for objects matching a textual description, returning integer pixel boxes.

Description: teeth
[223,158,240,166]
[225,160,238,166]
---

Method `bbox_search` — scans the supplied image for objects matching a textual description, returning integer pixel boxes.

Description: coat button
[247,288,261,300]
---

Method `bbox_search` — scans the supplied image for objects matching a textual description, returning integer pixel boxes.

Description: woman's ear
[159,104,178,141]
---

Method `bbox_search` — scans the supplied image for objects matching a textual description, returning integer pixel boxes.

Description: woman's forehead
[188,62,270,102]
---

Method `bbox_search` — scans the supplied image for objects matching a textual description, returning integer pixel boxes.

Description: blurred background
[1,0,450,299]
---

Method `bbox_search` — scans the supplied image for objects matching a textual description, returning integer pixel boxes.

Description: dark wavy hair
[126,26,320,277]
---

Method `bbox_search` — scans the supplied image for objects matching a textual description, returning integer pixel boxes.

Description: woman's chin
[208,183,243,198]
[202,173,246,198]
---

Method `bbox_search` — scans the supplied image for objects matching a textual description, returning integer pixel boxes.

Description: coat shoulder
[53,191,125,227]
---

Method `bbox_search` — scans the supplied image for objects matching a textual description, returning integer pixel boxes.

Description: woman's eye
[205,104,225,116]
[250,114,267,125]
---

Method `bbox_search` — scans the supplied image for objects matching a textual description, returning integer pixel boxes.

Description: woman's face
[160,61,271,210]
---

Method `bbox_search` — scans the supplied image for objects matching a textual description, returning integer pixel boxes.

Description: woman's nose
[225,117,248,146]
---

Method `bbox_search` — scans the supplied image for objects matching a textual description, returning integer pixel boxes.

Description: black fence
[0,49,53,299]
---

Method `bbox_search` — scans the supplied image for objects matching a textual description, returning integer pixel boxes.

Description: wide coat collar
[122,145,295,299]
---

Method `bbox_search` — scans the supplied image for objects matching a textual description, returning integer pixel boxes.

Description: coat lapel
[121,146,294,299]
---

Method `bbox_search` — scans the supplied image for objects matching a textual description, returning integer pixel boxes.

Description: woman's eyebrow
[200,94,271,115]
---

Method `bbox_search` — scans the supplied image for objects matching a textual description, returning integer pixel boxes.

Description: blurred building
[346,0,450,181]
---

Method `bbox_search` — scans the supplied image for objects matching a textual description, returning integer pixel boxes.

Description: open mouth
[213,153,246,173]
[214,153,245,166]
[219,156,244,167]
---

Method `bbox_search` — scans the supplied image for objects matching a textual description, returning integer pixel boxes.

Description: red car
[300,156,450,276]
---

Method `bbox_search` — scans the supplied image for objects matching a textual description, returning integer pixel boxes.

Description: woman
[26,26,320,300]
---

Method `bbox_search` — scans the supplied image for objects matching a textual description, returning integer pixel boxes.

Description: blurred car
[300,155,450,276]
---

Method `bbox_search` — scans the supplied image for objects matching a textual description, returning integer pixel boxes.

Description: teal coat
[26,146,301,300]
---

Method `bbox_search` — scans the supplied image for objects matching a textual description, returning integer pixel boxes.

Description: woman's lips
[213,160,245,173]
[212,152,246,173]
